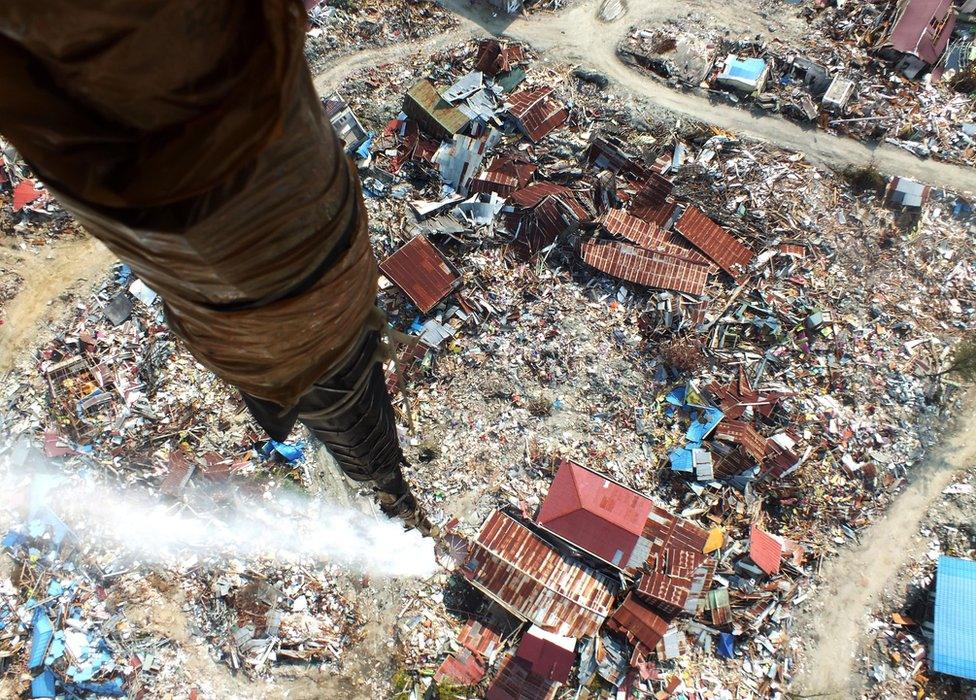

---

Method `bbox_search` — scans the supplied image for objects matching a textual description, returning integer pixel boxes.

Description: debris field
[2,21,976,700]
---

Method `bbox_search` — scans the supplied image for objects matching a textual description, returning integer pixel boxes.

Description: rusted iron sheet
[580,240,709,296]
[675,206,754,282]
[457,618,503,659]
[606,593,669,652]
[379,236,460,313]
[434,648,486,685]
[636,572,689,617]
[715,419,768,462]
[463,510,616,638]
[486,654,559,700]
[507,86,568,142]
[601,209,710,264]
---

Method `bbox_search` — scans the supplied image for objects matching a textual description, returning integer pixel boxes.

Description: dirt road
[0,236,114,375]
[794,390,976,697]
[315,0,976,193]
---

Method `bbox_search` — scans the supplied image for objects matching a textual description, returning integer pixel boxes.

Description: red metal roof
[887,0,956,66]
[536,460,652,568]
[606,593,669,652]
[457,618,503,659]
[675,206,754,282]
[12,179,42,212]
[515,626,576,683]
[579,240,710,296]
[510,182,572,209]
[462,510,616,638]
[469,169,519,198]
[434,648,486,685]
[749,524,783,575]
[630,172,676,228]
[586,137,651,181]
[714,419,767,462]
[379,236,460,313]
[486,655,559,700]
[507,87,568,142]
[601,209,710,264]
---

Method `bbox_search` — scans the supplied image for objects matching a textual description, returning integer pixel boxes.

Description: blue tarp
[262,440,304,463]
[717,633,735,659]
[934,556,976,680]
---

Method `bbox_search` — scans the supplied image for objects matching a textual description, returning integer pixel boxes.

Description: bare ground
[794,388,976,698]
[0,235,115,374]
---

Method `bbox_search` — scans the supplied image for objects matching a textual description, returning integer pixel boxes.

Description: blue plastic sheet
[717,632,735,659]
[263,440,304,463]
[28,609,54,669]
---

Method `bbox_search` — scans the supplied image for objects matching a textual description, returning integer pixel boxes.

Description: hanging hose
[0,0,426,529]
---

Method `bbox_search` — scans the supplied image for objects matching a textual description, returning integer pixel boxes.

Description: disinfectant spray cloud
[0,448,437,578]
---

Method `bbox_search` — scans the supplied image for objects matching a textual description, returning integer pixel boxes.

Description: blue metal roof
[725,57,766,81]
[934,556,976,680]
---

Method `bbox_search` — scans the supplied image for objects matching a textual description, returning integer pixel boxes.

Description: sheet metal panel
[675,206,754,282]
[749,524,783,575]
[486,654,559,700]
[606,593,669,652]
[463,511,616,638]
[379,236,460,313]
[507,87,568,142]
[580,240,710,296]
[715,419,768,461]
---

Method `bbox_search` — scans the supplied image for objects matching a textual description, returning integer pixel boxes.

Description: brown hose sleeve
[0,0,380,407]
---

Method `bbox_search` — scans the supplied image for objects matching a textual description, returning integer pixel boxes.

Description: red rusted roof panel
[580,240,710,295]
[12,179,42,212]
[675,206,754,282]
[463,510,616,638]
[457,618,503,659]
[607,593,669,652]
[508,87,568,142]
[749,524,783,575]
[379,236,460,313]
[486,655,559,700]
[715,419,767,462]
[434,649,486,685]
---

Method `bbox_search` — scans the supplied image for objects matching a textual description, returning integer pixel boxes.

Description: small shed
[933,556,976,681]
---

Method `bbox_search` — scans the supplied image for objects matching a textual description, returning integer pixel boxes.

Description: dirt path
[0,236,115,375]
[794,389,976,697]
[314,0,976,193]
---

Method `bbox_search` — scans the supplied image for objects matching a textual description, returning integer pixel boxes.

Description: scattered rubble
[3,29,976,699]
[619,1,976,166]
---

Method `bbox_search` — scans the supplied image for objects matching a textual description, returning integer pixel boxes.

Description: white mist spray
[0,449,437,578]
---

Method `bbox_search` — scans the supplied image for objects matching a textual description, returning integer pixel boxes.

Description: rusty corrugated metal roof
[457,618,503,659]
[379,236,460,313]
[675,206,754,282]
[579,240,710,296]
[486,654,559,700]
[636,571,689,617]
[462,510,616,638]
[601,209,709,265]
[715,419,767,461]
[606,593,669,652]
[507,87,568,142]
[434,648,486,685]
